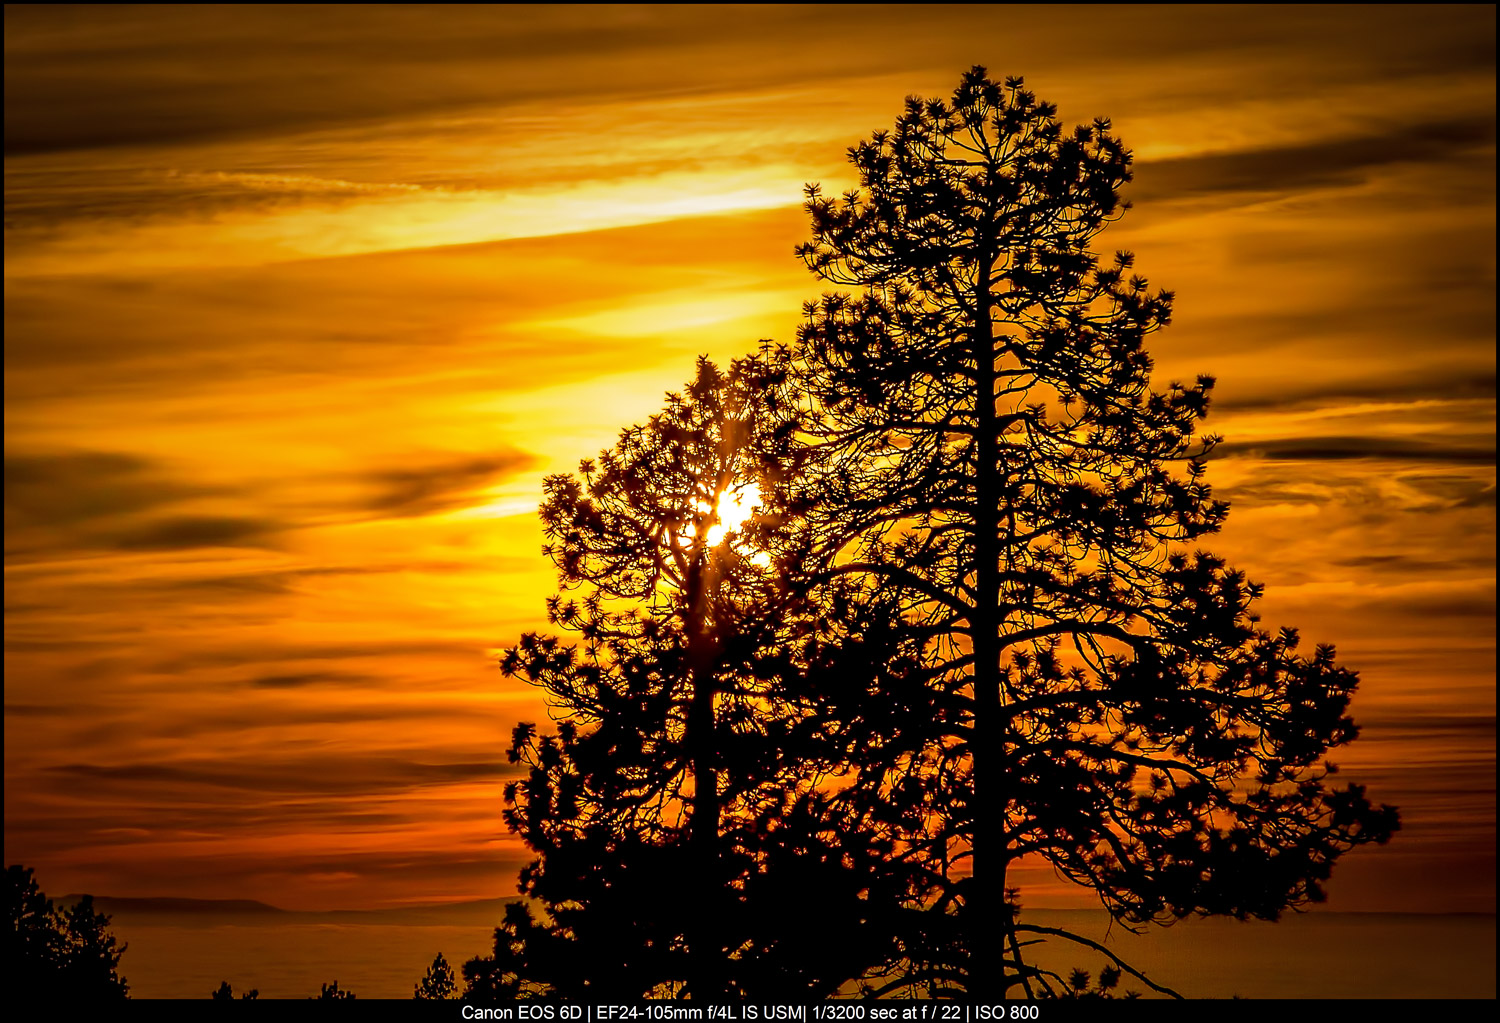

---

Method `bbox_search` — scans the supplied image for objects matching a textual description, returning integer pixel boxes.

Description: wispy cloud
[47,755,517,796]
[1131,114,1495,203]
[1214,435,1495,464]
[362,452,536,519]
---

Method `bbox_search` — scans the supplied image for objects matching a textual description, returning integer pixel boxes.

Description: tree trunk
[970,254,1007,997]
[686,556,724,1000]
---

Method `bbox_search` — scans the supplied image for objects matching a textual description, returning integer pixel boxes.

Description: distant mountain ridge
[61,895,285,915]
[58,893,519,922]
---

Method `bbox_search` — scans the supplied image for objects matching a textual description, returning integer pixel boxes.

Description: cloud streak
[362,452,536,519]
[1214,435,1496,465]
[47,756,516,796]
[1131,114,1496,203]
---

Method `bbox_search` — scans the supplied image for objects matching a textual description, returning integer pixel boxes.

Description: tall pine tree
[792,67,1399,997]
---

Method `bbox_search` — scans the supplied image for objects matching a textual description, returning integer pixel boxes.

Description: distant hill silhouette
[59,894,520,925]
[62,896,284,916]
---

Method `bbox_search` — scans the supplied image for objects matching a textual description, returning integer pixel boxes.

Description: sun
[704,480,761,547]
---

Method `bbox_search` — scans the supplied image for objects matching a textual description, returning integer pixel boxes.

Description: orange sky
[5,5,1494,915]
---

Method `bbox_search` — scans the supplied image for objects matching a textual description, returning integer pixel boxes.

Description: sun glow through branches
[704,480,762,548]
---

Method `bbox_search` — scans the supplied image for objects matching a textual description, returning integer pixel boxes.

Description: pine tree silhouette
[484,352,914,998]
[790,66,1399,996]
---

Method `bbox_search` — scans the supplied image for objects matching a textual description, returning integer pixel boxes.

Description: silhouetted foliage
[316,980,355,999]
[492,65,1400,1001]
[414,952,456,999]
[789,66,1400,997]
[6,865,58,976]
[487,353,916,999]
[212,980,258,999]
[1044,965,1140,1000]
[5,865,128,1000]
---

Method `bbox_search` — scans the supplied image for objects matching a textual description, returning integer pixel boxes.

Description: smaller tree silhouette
[414,952,456,999]
[57,896,130,1000]
[6,864,60,972]
[5,865,128,1000]
[491,352,921,997]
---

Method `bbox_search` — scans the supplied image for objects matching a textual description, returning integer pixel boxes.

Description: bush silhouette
[212,980,258,999]
[315,980,355,999]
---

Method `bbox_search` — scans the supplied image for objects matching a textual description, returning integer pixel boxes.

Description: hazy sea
[97,901,1495,1000]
